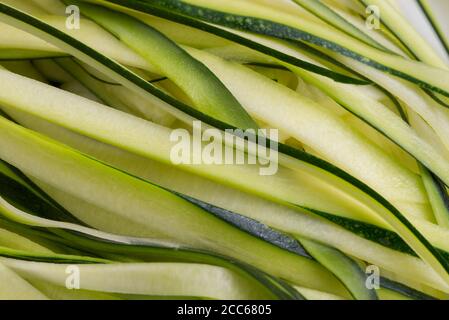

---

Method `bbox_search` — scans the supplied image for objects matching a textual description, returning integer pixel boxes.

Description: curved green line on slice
[2,3,449,287]
[291,0,386,50]
[419,166,449,229]
[380,277,438,300]
[133,0,449,97]
[299,237,378,300]
[69,1,257,129]
[417,0,449,57]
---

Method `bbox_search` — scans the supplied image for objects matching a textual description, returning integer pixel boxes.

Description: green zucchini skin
[0,160,84,225]
[2,2,449,282]
[72,1,258,130]
[380,277,437,301]
[89,0,369,84]
[310,208,449,262]
[0,158,313,262]
[3,0,448,296]
[417,0,449,57]
[291,0,386,50]
[176,192,311,258]
[0,173,304,300]
[1,167,437,300]
[125,0,449,97]
[0,49,68,60]
[300,238,378,300]
[309,209,414,256]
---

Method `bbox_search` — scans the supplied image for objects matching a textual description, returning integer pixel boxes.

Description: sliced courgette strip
[291,0,386,50]
[113,0,449,97]
[299,237,378,300]
[417,0,449,57]
[0,262,48,300]
[0,257,291,300]
[2,159,434,298]
[359,0,447,69]
[75,0,369,84]
[0,116,348,295]
[2,2,449,288]
[0,194,306,300]
[73,1,257,129]
[8,110,449,294]
[419,166,449,229]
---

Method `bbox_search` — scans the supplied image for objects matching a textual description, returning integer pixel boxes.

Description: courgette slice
[299,237,378,300]
[291,0,386,50]
[72,1,257,129]
[2,158,435,299]
[0,262,48,300]
[417,0,449,57]
[0,115,347,295]
[0,257,293,300]
[0,67,444,290]
[111,0,449,97]
[359,0,447,69]
[7,110,449,294]
[419,165,449,229]
[0,194,306,300]
[2,2,449,288]
[73,0,369,84]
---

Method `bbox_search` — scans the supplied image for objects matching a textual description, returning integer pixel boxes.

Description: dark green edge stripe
[417,0,449,57]
[0,50,69,61]
[0,165,433,299]
[0,161,85,225]
[1,3,449,279]
[428,170,449,221]
[0,214,436,300]
[357,0,449,109]
[0,141,441,300]
[299,238,379,300]
[289,39,372,82]
[0,167,312,261]
[374,84,449,226]
[0,155,305,299]
[0,195,302,301]
[132,0,449,98]
[57,57,168,86]
[93,0,369,85]
[292,0,390,52]
[68,58,121,85]
[380,277,437,300]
